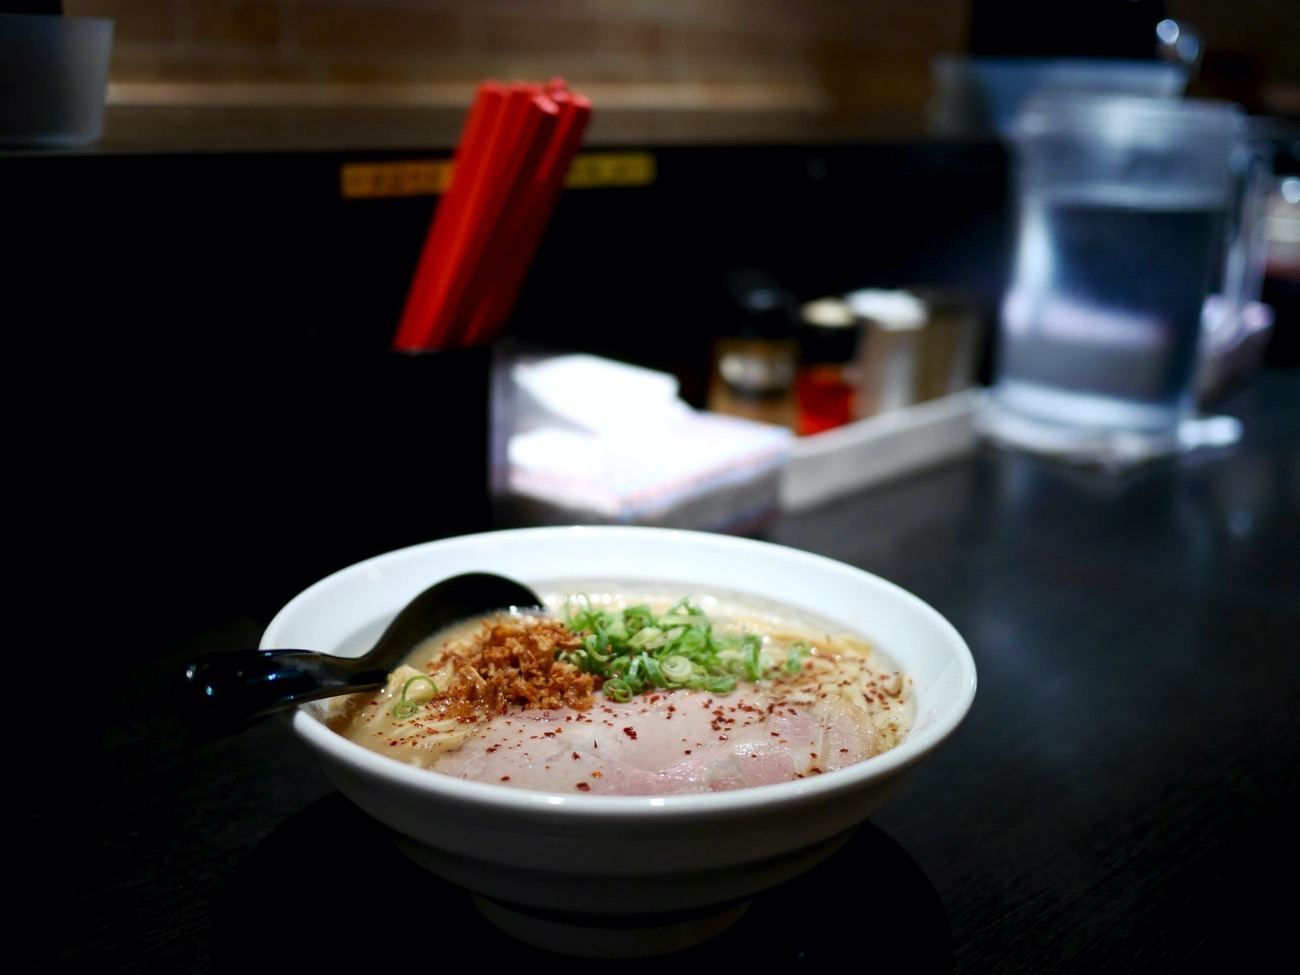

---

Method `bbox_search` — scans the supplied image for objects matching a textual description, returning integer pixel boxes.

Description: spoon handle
[174,649,386,736]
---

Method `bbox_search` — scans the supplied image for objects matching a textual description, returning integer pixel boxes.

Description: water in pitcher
[993,185,1225,438]
[987,183,1222,457]
[977,92,1247,465]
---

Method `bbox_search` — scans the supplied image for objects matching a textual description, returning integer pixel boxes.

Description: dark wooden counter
[27,365,1299,973]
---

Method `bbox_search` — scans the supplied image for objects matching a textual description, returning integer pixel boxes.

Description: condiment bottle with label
[846,288,929,419]
[706,266,800,429]
[795,297,862,435]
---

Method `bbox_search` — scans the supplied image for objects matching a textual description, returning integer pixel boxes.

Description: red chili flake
[771,731,780,737]
[576,782,591,792]
[623,727,638,740]
[684,749,692,755]
[717,734,728,741]
[571,751,580,760]
[500,776,511,781]
[486,744,500,753]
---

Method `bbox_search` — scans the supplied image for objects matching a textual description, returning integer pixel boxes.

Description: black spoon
[175,571,543,736]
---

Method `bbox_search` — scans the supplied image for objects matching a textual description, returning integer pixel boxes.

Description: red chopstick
[433,83,561,348]
[397,82,561,351]
[392,79,589,353]
[391,81,505,352]
[455,86,593,348]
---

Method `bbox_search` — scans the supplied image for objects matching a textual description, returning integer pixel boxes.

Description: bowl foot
[469,893,751,958]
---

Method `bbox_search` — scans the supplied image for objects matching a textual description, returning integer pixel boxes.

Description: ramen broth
[324,584,914,795]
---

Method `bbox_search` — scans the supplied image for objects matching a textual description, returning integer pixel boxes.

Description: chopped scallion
[392,674,438,718]
[557,597,790,701]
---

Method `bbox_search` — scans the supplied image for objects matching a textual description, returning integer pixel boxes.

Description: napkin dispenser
[497,352,793,534]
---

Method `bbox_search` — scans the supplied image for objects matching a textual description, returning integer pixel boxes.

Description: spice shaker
[795,297,862,435]
[910,286,980,401]
[706,266,800,429]
[846,288,928,418]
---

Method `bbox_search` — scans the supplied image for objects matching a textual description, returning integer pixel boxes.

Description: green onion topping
[392,674,438,718]
[557,595,798,700]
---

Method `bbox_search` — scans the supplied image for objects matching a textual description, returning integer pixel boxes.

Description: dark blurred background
[7,0,1297,643]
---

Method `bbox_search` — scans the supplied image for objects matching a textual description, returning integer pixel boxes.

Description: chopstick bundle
[392,78,592,352]
[458,82,593,349]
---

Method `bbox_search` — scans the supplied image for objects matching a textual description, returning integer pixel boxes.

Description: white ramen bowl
[265,525,976,957]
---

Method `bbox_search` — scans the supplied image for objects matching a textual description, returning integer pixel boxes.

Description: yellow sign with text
[340,152,656,200]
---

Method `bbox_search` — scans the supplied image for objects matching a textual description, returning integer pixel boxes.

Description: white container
[0,13,114,147]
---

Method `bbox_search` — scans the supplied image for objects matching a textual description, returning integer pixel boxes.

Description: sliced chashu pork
[431,685,880,795]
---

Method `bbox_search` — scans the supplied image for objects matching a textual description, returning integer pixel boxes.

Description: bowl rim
[272,525,978,814]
